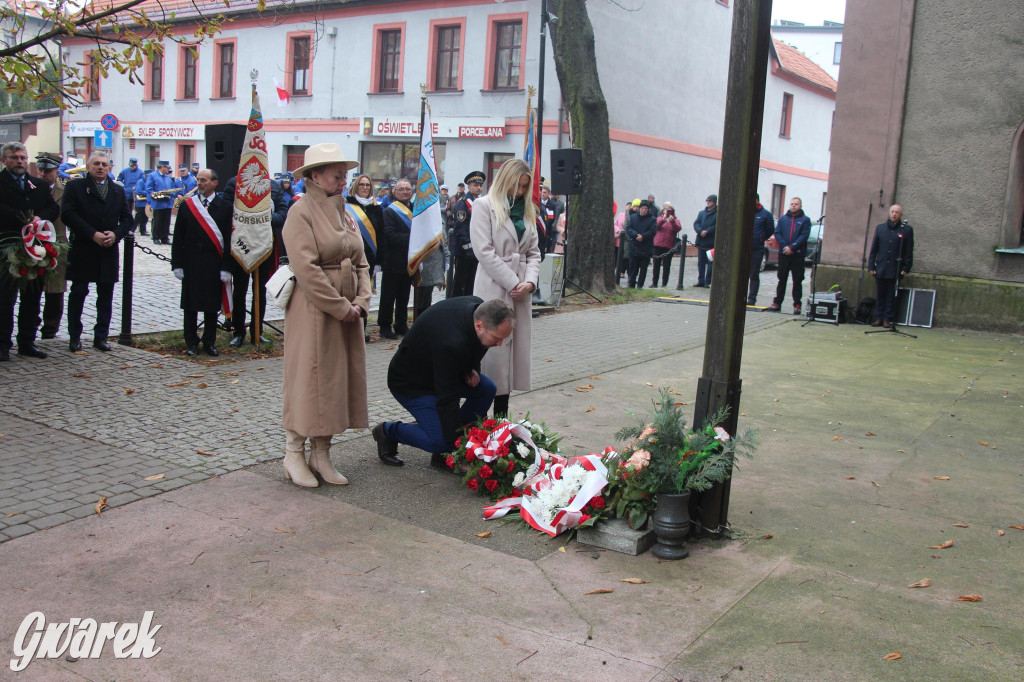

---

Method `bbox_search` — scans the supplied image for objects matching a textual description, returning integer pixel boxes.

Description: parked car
[762,236,779,269]
[762,220,824,269]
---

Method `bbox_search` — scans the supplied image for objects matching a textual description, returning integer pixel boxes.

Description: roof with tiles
[771,38,838,94]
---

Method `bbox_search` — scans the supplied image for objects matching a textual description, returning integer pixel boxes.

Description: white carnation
[516,442,530,458]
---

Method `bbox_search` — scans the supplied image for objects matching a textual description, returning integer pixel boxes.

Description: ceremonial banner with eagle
[407,106,444,276]
[231,87,274,273]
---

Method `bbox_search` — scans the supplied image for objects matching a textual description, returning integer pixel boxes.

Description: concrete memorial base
[576,518,655,555]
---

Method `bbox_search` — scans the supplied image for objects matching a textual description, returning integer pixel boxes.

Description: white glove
[220,271,232,283]
[172,268,184,281]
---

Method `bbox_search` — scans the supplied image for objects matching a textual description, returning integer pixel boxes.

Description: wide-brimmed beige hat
[293,143,359,179]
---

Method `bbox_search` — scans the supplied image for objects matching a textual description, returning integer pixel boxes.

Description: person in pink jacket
[651,201,682,288]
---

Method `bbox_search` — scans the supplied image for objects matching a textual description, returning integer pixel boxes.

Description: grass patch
[129,325,283,363]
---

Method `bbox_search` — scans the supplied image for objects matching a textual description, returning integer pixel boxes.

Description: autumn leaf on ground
[196,447,216,456]
[274,527,295,534]
[166,381,190,387]
[122,388,135,395]
[222,371,239,376]
[619,578,648,584]
[1008,525,1024,531]
[907,579,931,588]
[977,441,990,447]
[645,382,653,386]
[883,652,902,661]
[545,358,553,362]
[385,342,397,350]
[144,474,165,481]
[928,540,954,549]
[474,532,492,538]
[584,588,614,595]
[588,375,601,380]
[557,546,566,553]
[575,384,594,392]
[897,449,906,453]
[957,595,983,602]
[586,407,595,413]
[73,351,89,356]
[230,379,239,384]
[865,431,877,437]
[668,390,682,396]
[845,476,856,480]
[72,373,92,379]
[952,523,969,528]
[832,435,843,441]
[870,481,880,487]
[94,496,107,517]
[196,382,208,389]
[997,530,1005,536]
[933,476,950,481]
[186,373,206,378]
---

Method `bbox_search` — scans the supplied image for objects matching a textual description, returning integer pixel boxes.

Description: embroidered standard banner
[231,88,273,273]
[407,107,444,276]
[345,202,377,257]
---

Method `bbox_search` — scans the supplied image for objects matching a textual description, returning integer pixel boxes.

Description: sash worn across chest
[345,203,376,256]
[387,201,412,229]
[185,196,224,255]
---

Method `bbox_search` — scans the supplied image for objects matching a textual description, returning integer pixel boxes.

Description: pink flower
[713,426,731,442]
[639,426,657,439]
[627,449,650,469]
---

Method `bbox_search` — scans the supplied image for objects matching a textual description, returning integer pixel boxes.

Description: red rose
[478,465,493,479]
[484,479,499,492]
[497,444,509,457]
[445,455,455,469]
[466,478,480,491]
[506,460,515,473]
[482,419,498,429]
[578,513,591,525]
[465,450,476,462]
[589,496,606,510]
[17,267,27,277]
[470,428,488,442]
[454,437,462,448]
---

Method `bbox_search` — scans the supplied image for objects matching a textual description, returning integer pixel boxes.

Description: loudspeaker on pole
[549,148,582,195]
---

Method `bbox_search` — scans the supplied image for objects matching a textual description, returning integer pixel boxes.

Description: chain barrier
[133,238,172,263]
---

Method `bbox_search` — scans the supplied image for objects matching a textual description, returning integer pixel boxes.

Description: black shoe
[373,423,403,466]
[379,328,397,340]
[186,346,199,357]
[746,300,756,306]
[228,335,245,348]
[793,305,802,316]
[202,344,219,357]
[40,331,56,339]
[93,339,111,352]
[68,339,82,352]
[394,326,409,336]
[694,283,706,288]
[766,303,781,312]
[365,334,371,343]
[17,344,47,359]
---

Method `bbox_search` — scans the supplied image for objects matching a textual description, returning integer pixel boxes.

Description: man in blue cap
[145,160,181,244]
[177,163,197,195]
[57,151,78,181]
[116,158,144,217]
[133,169,152,236]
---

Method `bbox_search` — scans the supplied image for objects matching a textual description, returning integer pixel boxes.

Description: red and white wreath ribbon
[21,219,56,262]
[483,454,608,537]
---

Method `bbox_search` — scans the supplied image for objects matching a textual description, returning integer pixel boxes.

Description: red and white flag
[273,78,289,108]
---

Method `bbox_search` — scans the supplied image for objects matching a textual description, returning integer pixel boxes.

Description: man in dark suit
[377,178,414,339]
[0,142,60,361]
[61,151,133,352]
[171,168,233,357]
[372,296,512,468]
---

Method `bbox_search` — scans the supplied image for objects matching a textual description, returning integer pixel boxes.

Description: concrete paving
[2,280,1021,679]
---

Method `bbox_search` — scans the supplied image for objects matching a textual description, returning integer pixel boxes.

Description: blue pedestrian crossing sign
[94,129,113,148]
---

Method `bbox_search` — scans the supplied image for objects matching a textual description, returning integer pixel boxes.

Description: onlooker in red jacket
[651,201,682,288]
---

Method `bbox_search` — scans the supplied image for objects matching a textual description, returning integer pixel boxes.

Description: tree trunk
[549,0,615,295]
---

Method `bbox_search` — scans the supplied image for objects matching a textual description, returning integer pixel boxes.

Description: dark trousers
[67,280,115,342]
[696,247,713,285]
[413,285,434,321]
[385,374,497,454]
[151,209,171,243]
[747,249,764,304]
[875,277,898,322]
[41,292,65,337]
[0,280,42,350]
[378,271,412,332]
[774,252,805,307]
[184,309,218,347]
[627,255,650,288]
[449,254,477,298]
[651,246,673,287]
[134,206,149,235]
[232,259,271,340]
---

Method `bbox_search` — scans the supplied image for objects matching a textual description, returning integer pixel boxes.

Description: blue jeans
[386,374,497,454]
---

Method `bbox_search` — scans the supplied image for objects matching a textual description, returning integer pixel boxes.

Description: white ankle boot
[283,431,318,488]
[308,436,348,485]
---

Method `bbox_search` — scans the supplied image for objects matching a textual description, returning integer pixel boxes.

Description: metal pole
[676,234,688,290]
[691,0,773,538]
[537,0,547,160]
[118,231,134,345]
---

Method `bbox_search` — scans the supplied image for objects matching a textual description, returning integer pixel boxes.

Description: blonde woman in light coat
[470,158,542,417]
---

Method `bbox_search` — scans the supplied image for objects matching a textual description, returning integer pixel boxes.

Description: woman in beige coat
[470,158,542,417]
[281,144,372,488]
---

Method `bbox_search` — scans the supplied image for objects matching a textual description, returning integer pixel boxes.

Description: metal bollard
[119,230,134,345]
[675,234,688,290]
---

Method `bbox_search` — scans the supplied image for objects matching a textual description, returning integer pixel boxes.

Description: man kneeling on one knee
[373,296,513,468]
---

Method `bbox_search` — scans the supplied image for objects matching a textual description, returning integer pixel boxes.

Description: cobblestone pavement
[2,252,791,542]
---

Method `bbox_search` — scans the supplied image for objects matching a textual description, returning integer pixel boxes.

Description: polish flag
[273,78,289,107]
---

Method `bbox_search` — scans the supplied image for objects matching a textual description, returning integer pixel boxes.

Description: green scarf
[509,196,526,241]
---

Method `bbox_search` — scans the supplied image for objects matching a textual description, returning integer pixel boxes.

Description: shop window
[360,141,446,186]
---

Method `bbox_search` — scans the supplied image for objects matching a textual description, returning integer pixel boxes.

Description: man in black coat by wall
[61,151,132,353]
[0,142,60,361]
[868,204,914,328]
[171,168,234,356]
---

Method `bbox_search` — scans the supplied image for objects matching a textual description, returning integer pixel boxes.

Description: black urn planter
[651,491,691,560]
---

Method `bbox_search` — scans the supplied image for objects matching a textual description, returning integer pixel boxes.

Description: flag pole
[251,78,263,349]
